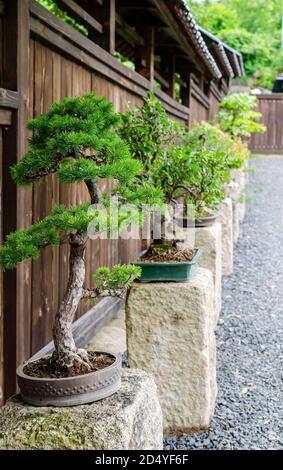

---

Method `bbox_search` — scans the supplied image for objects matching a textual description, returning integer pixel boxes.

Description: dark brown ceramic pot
[16,351,121,407]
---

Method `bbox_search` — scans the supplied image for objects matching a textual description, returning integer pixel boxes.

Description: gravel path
[164,156,283,450]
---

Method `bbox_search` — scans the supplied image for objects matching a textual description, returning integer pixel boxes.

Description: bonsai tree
[217,92,266,140]
[120,93,189,244]
[119,91,185,172]
[0,92,162,374]
[182,122,234,218]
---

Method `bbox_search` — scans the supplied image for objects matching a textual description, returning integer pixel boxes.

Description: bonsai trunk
[53,178,101,370]
[52,233,90,370]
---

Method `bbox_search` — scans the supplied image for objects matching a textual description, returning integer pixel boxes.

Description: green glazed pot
[132,248,203,282]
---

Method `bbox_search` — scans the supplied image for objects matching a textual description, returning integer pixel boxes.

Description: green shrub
[182,122,233,217]
[217,93,266,139]
[119,92,185,171]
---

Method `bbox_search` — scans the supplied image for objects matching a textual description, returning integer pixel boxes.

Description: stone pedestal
[179,222,222,319]
[126,268,217,433]
[231,168,246,224]
[225,180,242,243]
[219,198,233,275]
[0,369,163,450]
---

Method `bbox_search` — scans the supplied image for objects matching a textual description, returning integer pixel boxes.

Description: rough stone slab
[126,268,217,433]
[224,181,243,243]
[0,369,163,450]
[179,222,222,320]
[219,198,233,276]
[233,200,241,243]
[231,168,246,193]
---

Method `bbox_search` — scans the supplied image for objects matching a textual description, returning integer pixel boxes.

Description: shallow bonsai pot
[132,248,203,282]
[16,351,121,407]
[179,212,219,228]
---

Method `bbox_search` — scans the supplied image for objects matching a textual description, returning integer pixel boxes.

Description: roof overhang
[199,26,245,78]
[151,0,222,80]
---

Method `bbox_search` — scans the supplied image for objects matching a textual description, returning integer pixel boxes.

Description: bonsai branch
[82,287,127,300]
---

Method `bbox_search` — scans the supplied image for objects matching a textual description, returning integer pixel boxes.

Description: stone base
[179,222,222,320]
[219,198,233,275]
[231,168,246,192]
[0,369,163,450]
[126,268,217,432]
[225,180,243,243]
[231,167,247,229]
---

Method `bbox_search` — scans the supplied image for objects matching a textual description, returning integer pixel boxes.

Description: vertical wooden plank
[16,0,32,369]
[161,54,175,99]
[31,43,55,353]
[58,55,72,310]
[0,127,3,405]
[2,0,18,400]
[135,27,155,85]
[50,49,61,334]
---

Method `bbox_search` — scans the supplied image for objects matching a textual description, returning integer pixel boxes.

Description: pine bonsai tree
[0,92,161,374]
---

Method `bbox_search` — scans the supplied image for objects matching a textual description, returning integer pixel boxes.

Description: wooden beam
[135,27,155,85]
[116,12,145,47]
[0,0,5,16]
[160,54,175,98]
[92,0,116,54]
[180,74,191,108]
[0,109,12,125]
[55,0,103,34]
[0,89,19,109]
[191,81,210,109]
[154,70,169,89]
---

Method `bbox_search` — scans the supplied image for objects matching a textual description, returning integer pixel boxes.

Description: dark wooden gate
[249,94,283,154]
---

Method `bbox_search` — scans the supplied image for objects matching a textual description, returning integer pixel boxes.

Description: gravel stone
[163,157,283,450]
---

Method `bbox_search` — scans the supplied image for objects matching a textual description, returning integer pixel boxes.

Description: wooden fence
[249,94,283,154]
[0,0,228,404]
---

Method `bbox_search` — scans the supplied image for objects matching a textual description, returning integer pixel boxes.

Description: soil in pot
[133,245,203,282]
[23,351,115,378]
[139,245,196,263]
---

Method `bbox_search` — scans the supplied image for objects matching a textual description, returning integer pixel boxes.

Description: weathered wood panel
[26,40,146,355]
[249,94,283,153]
[0,126,3,406]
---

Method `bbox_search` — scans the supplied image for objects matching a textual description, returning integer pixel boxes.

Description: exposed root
[52,348,91,374]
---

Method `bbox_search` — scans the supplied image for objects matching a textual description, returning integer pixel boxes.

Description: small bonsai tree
[182,122,234,218]
[120,93,189,244]
[119,91,185,172]
[0,93,162,373]
[217,92,266,140]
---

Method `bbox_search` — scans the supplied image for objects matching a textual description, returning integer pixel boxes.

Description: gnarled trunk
[52,233,89,369]
[52,178,101,370]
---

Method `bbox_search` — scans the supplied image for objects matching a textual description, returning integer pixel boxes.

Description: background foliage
[188,0,283,89]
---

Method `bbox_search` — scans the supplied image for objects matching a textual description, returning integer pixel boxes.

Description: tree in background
[188,0,283,89]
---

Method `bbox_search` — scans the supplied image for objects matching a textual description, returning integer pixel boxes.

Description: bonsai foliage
[120,93,189,242]
[183,122,233,218]
[217,93,266,139]
[0,92,162,373]
[119,92,185,171]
